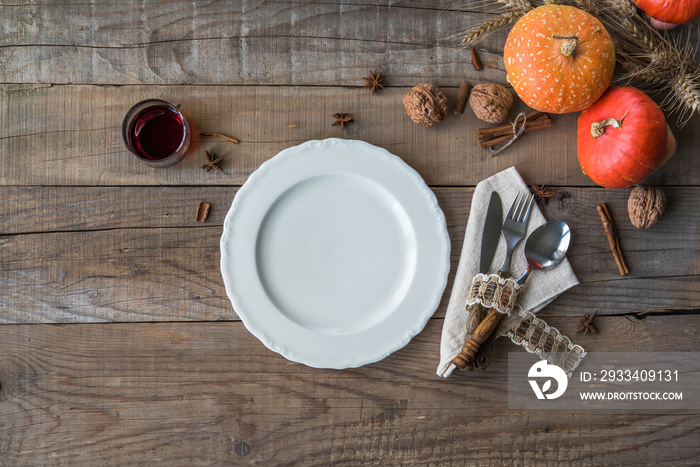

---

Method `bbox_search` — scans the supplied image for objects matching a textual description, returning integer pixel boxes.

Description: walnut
[628,185,665,229]
[469,83,513,123]
[403,83,448,127]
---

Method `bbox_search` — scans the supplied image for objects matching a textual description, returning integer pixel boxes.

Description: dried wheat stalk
[669,72,700,122]
[456,11,527,47]
[599,0,663,56]
[572,0,599,16]
[453,1,533,47]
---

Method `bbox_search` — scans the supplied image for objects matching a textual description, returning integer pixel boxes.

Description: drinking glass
[122,99,191,168]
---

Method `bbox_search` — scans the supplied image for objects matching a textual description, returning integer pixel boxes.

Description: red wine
[122,99,191,168]
[129,106,185,160]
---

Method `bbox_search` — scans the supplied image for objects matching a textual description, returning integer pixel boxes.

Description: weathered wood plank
[0,185,239,234]
[0,1,507,86]
[0,186,698,323]
[1,84,698,187]
[0,318,697,465]
[1,0,697,94]
[0,226,229,323]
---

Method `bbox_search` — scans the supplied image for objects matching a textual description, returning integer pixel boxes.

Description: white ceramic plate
[220,139,450,368]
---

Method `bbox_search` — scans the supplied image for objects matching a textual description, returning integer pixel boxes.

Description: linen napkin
[437,166,579,378]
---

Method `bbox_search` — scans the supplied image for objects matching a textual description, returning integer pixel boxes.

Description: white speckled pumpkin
[504,5,616,114]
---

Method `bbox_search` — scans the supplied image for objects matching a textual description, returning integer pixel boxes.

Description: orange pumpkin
[634,0,700,25]
[504,5,616,114]
[577,87,676,188]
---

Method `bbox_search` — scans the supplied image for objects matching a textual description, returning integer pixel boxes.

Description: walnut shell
[469,83,513,123]
[628,185,665,229]
[403,83,448,127]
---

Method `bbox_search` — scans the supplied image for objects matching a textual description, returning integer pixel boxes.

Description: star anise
[332,113,353,130]
[201,150,223,172]
[362,70,385,95]
[529,184,556,205]
[575,311,598,336]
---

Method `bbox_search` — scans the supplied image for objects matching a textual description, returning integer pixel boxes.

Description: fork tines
[507,193,534,223]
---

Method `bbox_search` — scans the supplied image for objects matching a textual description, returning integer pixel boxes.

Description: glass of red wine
[122,99,191,168]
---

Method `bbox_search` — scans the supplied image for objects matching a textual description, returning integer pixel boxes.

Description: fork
[497,193,535,278]
[453,191,534,370]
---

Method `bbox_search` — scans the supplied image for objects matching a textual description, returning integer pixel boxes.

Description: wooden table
[1,2,698,465]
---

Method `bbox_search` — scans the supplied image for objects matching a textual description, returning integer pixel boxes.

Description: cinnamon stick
[477,110,547,139]
[479,119,552,148]
[479,117,551,139]
[196,201,211,222]
[597,203,629,275]
[453,82,472,115]
[200,132,239,143]
[471,47,483,71]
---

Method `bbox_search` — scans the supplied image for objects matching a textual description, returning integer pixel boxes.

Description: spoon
[452,220,571,371]
[516,220,571,285]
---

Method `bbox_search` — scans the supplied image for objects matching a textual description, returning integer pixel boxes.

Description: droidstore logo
[528,360,568,400]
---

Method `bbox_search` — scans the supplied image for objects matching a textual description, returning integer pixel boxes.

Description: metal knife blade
[480,192,502,274]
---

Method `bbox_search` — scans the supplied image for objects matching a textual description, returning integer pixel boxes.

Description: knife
[453,191,501,370]
[479,192,502,276]
[472,191,503,369]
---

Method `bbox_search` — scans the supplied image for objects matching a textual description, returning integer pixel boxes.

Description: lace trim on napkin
[498,308,587,377]
[464,274,585,377]
[466,273,524,315]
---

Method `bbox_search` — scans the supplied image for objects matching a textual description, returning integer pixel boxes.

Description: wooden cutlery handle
[465,302,486,335]
[453,309,504,370]
[452,302,486,370]
[453,271,512,370]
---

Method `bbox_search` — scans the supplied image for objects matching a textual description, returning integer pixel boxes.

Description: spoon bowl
[516,220,571,284]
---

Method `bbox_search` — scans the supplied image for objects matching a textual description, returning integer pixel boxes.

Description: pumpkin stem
[591,118,623,138]
[553,35,579,57]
